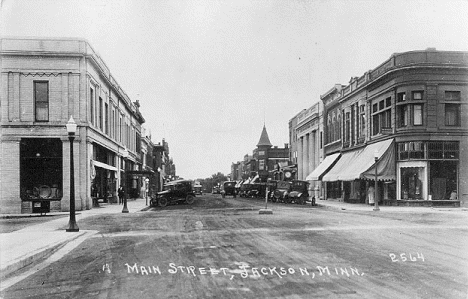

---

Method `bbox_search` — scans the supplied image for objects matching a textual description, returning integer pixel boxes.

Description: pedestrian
[118,185,125,205]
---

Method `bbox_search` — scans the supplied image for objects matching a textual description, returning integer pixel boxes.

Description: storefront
[322,139,396,204]
[396,141,459,205]
[20,138,63,213]
[91,143,118,204]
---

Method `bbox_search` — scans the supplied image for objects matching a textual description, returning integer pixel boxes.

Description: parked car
[194,184,203,195]
[221,181,237,198]
[272,180,292,203]
[150,180,196,207]
[288,180,309,205]
[212,186,220,194]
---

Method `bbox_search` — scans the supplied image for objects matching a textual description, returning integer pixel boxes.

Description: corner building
[311,49,468,207]
[0,37,145,214]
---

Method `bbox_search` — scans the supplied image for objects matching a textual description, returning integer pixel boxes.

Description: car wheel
[150,198,157,207]
[186,194,195,205]
[158,197,168,207]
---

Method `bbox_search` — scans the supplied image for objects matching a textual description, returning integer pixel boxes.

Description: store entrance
[430,161,457,200]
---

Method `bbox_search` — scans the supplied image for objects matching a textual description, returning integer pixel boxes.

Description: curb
[0,231,87,281]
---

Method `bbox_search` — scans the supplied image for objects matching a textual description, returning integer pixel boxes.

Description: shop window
[430,161,457,200]
[400,167,424,200]
[327,181,342,199]
[20,138,63,200]
[413,104,423,125]
[445,104,460,126]
[34,81,49,122]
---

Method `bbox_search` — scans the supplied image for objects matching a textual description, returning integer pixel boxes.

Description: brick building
[0,37,146,214]
[296,49,468,207]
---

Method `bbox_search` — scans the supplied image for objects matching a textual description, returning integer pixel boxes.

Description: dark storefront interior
[20,138,63,209]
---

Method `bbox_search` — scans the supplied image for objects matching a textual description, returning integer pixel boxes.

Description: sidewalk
[0,198,149,284]
[316,198,468,212]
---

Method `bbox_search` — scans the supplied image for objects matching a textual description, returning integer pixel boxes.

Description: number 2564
[389,253,425,262]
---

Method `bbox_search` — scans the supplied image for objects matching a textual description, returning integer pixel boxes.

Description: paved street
[1,194,467,299]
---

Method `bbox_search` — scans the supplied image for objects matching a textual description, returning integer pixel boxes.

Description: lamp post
[66,116,79,232]
[145,178,150,206]
[373,149,380,212]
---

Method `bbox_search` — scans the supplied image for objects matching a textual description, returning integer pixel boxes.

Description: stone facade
[0,37,145,213]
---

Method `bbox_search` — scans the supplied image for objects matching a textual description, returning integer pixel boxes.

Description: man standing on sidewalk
[118,185,125,205]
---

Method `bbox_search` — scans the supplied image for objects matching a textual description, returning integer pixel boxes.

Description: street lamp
[373,149,380,212]
[66,116,79,232]
[145,178,150,206]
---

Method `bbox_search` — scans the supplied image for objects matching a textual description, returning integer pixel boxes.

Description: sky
[1,0,468,179]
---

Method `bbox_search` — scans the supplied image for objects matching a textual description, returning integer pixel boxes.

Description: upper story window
[326,109,341,144]
[413,104,423,126]
[359,104,366,139]
[372,97,392,135]
[397,90,424,127]
[90,88,94,125]
[105,103,109,135]
[98,97,103,130]
[444,91,461,127]
[412,91,423,100]
[34,81,49,122]
[397,92,406,102]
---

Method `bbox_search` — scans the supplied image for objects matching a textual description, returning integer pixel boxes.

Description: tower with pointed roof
[257,125,273,148]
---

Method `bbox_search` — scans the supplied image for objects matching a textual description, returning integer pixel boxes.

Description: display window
[20,138,63,200]
[397,161,427,201]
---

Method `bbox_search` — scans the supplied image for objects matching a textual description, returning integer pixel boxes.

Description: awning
[92,160,118,172]
[127,170,155,176]
[322,139,395,182]
[250,174,259,183]
[305,153,341,181]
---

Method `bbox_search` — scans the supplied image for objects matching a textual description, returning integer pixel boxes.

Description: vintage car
[288,180,309,205]
[212,186,220,194]
[194,184,203,195]
[150,180,196,207]
[220,181,237,198]
[272,180,292,203]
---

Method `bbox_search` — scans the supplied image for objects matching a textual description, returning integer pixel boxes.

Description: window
[445,104,460,126]
[345,112,350,142]
[445,91,461,101]
[413,104,423,125]
[99,97,103,130]
[397,92,423,127]
[34,81,49,121]
[397,92,406,102]
[359,105,365,140]
[105,103,109,135]
[445,91,461,127]
[398,105,408,127]
[412,91,423,100]
[90,88,94,125]
[372,99,392,135]
[259,159,265,170]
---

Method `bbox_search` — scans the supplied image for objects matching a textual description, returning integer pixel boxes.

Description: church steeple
[257,125,272,147]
